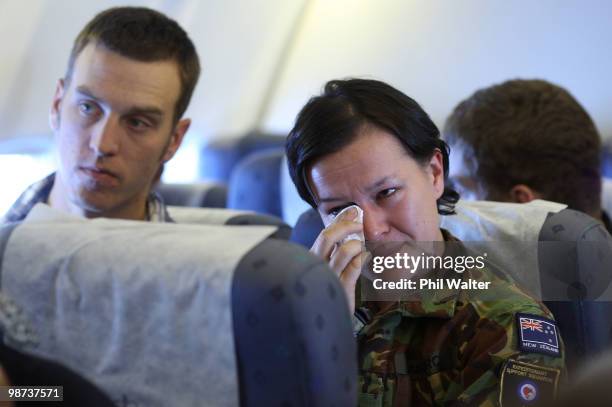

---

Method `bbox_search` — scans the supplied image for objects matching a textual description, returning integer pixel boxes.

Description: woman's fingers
[328,239,363,277]
[308,207,367,314]
[338,251,371,313]
[310,220,363,260]
[340,251,370,286]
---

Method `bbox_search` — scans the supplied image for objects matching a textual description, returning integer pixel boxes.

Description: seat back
[227,148,285,218]
[200,132,285,182]
[232,238,357,406]
[167,205,291,240]
[281,155,311,226]
[538,209,612,368]
[0,208,356,406]
[603,178,612,216]
[155,182,228,208]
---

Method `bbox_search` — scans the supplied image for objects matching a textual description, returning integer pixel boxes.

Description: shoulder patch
[516,313,560,357]
[499,359,560,406]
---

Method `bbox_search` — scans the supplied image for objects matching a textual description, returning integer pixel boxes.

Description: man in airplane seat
[443,79,611,233]
[0,7,199,404]
[3,6,200,223]
[286,79,565,406]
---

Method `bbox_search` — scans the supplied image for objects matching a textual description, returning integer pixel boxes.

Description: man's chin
[71,189,120,216]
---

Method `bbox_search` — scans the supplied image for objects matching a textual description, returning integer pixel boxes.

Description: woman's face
[309,126,446,243]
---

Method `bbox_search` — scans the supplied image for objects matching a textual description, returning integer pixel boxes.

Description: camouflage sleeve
[352,314,365,336]
[353,307,372,336]
[450,303,565,407]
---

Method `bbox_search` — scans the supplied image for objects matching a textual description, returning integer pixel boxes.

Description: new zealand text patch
[516,313,560,357]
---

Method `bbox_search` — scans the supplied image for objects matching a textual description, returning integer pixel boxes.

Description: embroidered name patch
[499,359,560,406]
[516,313,560,357]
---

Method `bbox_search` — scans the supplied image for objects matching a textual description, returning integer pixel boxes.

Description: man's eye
[127,117,150,130]
[78,102,97,116]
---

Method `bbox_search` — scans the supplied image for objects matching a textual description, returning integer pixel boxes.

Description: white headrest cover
[167,205,252,224]
[440,199,567,240]
[440,199,567,295]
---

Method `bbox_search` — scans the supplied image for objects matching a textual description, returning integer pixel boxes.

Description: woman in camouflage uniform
[285,79,565,406]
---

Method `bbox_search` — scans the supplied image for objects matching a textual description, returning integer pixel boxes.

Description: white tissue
[331,205,364,244]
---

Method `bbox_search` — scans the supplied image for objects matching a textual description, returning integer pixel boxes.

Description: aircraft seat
[280,155,311,226]
[0,207,357,407]
[155,181,228,208]
[200,132,285,183]
[167,205,292,240]
[227,148,285,218]
[290,199,612,373]
[603,178,612,217]
[603,138,612,178]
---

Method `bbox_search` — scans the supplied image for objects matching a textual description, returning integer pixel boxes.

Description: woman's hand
[310,207,368,313]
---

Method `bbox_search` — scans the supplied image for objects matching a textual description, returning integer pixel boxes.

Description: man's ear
[509,184,540,203]
[428,149,446,199]
[49,79,65,131]
[162,118,191,162]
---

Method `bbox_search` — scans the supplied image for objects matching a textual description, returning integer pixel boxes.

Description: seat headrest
[156,182,227,208]
[280,155,311,226]
[602,178,612,216]
[227,148,285,218]
[167,205,291,240]
[200,133,285,182]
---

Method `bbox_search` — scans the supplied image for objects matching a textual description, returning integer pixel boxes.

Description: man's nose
[89,116,120,157]
[362,205,390,241]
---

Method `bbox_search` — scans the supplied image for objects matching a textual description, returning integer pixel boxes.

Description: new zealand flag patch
[516,313,560,357]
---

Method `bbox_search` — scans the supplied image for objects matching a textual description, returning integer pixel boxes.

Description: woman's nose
[362,206,390,241]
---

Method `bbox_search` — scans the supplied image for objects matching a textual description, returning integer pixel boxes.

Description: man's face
[49,43,189,219]
[309,127,446,243]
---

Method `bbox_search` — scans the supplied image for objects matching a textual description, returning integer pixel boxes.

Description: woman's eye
[328,203,355,217]
[378,188,397,199]
[328,207,343,217]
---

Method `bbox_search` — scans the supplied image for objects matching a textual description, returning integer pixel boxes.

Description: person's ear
[162,118,191,162]
[49,79,65,131]
[428,149,445,199]
[509,184,540,203]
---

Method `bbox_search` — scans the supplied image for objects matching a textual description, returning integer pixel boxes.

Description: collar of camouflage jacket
[364,229,463,320]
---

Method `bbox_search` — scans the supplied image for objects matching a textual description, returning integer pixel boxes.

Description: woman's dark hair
[286,78,459,215]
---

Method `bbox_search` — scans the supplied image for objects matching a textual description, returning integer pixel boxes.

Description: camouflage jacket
[356,231,565,406]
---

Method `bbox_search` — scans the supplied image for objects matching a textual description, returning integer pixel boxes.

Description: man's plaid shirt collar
[3,173,172,223]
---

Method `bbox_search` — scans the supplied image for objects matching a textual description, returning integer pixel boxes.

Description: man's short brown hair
[444,79,602,214]
[65,6,200,122]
